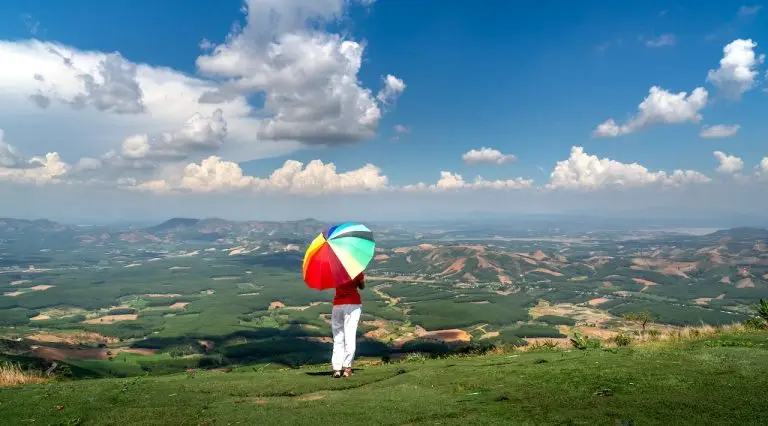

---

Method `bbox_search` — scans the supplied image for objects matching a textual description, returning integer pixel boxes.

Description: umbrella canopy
[302,222,375,290]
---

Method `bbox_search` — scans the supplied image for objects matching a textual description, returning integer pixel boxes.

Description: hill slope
[2,332,767,425]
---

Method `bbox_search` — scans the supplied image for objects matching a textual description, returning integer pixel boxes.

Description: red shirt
[333,272,364,305]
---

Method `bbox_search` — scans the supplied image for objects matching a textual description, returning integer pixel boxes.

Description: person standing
[330,272,365,378]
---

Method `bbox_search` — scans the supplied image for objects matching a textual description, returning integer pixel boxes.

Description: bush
[610,333,632,347]
[744,317,767,330]
[570,332,602,350]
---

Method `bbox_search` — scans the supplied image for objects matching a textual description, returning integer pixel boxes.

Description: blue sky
[0,1,767,221]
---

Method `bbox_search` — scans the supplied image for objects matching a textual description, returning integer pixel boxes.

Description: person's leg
[330,305,345,375]
[342,304,362,374]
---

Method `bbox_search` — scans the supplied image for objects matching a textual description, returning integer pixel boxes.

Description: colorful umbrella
[302,222,375,290]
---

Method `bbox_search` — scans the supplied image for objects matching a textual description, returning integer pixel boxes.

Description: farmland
[1,217,767,378]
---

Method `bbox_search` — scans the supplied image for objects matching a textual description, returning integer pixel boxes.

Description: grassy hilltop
[2,330,768,425]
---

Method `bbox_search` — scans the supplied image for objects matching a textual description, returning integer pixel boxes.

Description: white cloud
[195,0,404,146]
[0,39,283,163]
[644,34,676,47]
[376,75,406,104]
[757,157,768,178]
[113,109,228,163]
[0,152,70,185]
[254,159,389,194]
[706,39,765,100]
[462,147,518,165]
[713,151,744,174]
[130,156,389,195]
[593,86,708,137]
[404,171,533,192]
[547,146,710,190]
[700,124,741,138]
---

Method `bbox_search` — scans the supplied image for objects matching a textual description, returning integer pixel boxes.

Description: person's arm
[357,275,365,290]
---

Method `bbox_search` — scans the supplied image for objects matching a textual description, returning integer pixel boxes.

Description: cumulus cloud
[706,39,765,100]
[0,39,279,162]
[195,0,404,146]
[547,146,710,190]
[114,109,227,163]
[713,151,744,174]
[593,86,708,137]
[376,75,406,104]
[757,157,768,178]
[700,124,741,138]
[70,53,146,114]
[404,171,533,192]
[0,152,70,184]
[130,156,389,195]
[462,147,518,165]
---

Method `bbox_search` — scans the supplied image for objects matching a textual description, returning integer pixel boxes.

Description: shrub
[610,333,632,347]
[570,332,602,350]
[744,317,767,330]
[757,299,768,323]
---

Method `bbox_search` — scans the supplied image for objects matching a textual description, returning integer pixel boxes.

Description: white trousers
[331,304,361,371]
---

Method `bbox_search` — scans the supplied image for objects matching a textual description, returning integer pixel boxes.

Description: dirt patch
[10,280,29,286]
[169,266,190,270]
[632,278,658,291]
[421,329,471,343]
[374,254,390,261]
[30,314,51,321]
[720,276,732,284]
[470,300,490,304]
[530,301,615,326]
[694,297,712,305]
[530,268,563,277]
[27,332,119,345]
[238,292,260,296]
[577,327,618,339]
[736,278,755,288]
[480,331,500,339]
[587,297,610,306]
[497,275,511,284]
[203,289,215,295]
[613,290,631,297]
[602,281,614,288]
[143,293,182,298]
[169,302,189,310]
[495,288,518,296]
[29,285,54,291]
[82,314,138,324]
[531,250,548,261]
[269,301,286,310]
[2,291,24,297]
[212,276,239,281]
[439,258,466,276]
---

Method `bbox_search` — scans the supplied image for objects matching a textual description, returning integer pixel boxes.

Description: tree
[757,299,768,324]
[624,311,653,334]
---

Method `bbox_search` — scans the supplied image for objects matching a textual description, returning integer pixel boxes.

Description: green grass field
[2,331,767,425]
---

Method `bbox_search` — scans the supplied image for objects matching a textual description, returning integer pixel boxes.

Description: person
[331,271,365,378]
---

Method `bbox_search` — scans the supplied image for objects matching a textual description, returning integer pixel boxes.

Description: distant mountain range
[1,217,767,247]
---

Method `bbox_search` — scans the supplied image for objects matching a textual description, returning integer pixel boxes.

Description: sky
[0,0,767,223]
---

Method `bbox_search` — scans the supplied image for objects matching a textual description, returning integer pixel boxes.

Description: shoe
[332,370,342,378]
[343,368,352,377]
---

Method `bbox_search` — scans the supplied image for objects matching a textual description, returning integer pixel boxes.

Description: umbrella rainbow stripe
[302,222,375,289]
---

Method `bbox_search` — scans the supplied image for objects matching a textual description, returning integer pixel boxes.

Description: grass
[1,331,767,425]
[0,362,47,387]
